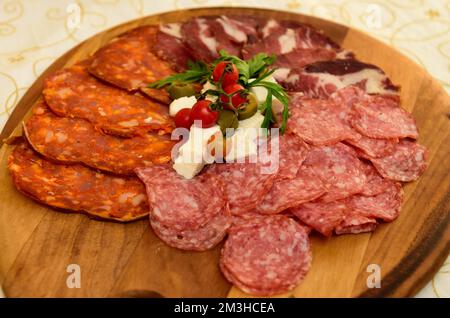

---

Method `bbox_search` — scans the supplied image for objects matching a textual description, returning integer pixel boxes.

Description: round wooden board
[0,7,449,298]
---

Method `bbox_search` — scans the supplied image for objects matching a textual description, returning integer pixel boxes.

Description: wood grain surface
[0,7,449,298]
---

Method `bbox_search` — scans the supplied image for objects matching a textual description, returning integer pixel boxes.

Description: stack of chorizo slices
[7,15,428,295]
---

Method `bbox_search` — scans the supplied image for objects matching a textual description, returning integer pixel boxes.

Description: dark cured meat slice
[360,161,395,196]
[135,164,226,231]
[24,101,175,176]
[302,143,366,202]
[350,95,419,139]
[88,26,174,91]
[348,181,403,222]
[290,200,347,237]
[370,140,427,182]
[8,142,149,222]
[287,95,353,146]
[153,24,194,72]
[181,16,257,62]
[150,206,231,251]
[43,63,174,137]
[335,213,377,235]
[220,215,312,296]
[277,59,399,96]
[207,161,277,216]
[276,133,310,180]
[256,165,326,215]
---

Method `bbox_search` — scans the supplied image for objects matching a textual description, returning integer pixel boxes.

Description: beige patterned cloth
[0,0,448,297]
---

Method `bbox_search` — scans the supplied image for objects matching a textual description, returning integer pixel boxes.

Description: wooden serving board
[0,7,449,298]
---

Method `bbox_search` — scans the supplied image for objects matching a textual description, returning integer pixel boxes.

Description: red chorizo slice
[350,95,419,139]
[150,206,231,251]
[88,26,174,91]
[288,96,354,146]
[290,200,348,236]
[24,101,175,175]
[303,143,366,202]
[348,181,404,222]
[335,213,377,235]
[207,161,277,216]
[43,63,174,137]
[135,165,227,231]
[8,142,149,222]
[369,140,427,182]
[220,215,312,296]
[256,165,326,215]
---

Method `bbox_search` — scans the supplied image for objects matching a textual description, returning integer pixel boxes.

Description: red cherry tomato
[189,100,219,128]
[220,84,248,109]
[174,108,193,129]
[212,61,239,87]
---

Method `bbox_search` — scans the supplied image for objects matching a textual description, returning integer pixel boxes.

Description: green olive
[218,110,239,134]
[238,93,258,120]
[167,83,196,99]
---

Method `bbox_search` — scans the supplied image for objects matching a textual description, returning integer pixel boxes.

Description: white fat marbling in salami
[302,143,366,202]
[220,215,312,296]
[256,165,326,215]
[135,164,227,231]
[369,140,427,182]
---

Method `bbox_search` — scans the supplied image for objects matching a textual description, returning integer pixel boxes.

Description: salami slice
[288,95,354,146]
[207,161,277,216]
[256,165,326,215]
[350,95,419,139]
[24,101,175,175]
[135,165,227,231]
[150,206,231,251]
[360,161,395,196]
[43,63,174,137]
[153,23,194,72]
[335,213,377,235]
[348,181,403,222]
[276,133,309,180]
[290,200,348,236]
[8,142,149,222]
[302,143,366,202]
[88,26,174,91]
[345,133,398,159]
[220,215,312,296]
[370,140,427,182]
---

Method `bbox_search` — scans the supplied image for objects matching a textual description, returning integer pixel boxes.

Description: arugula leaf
[148,60,210,88]
[261,90,274,131]
[247,53,276,79]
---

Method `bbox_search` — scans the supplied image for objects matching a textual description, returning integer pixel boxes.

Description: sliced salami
[151,206,231,251]
[256,165,326,215]
[350,95,419,139]
[207,161,277,216]
[348,181,403,222]
[43,63,174,137]
[335,212,377,235]
[89,26,174,91]
[220,215,312,296]
[135,165,226,231]
[277,59,399,97]
[370,140,428,182]
[360,161,395,196]
[302,143,366,202]
[288,95,353,146]
[8,142,149,222]
[276,132,310,180]
[345,133,398,158]
[290,200,348,236]
[24,101,175,175]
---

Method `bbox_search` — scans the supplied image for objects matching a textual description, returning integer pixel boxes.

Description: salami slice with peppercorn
[220,215,312,296]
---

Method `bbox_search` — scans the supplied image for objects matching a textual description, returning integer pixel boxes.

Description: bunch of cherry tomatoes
[174,61,249,129]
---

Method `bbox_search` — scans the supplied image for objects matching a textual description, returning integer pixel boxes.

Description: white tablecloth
[0,0,448,298]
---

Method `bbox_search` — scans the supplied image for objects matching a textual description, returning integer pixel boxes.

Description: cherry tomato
[212,61,239,87]
[174,108,193,129]
[189,100,219,128]
[220,84,248,109]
